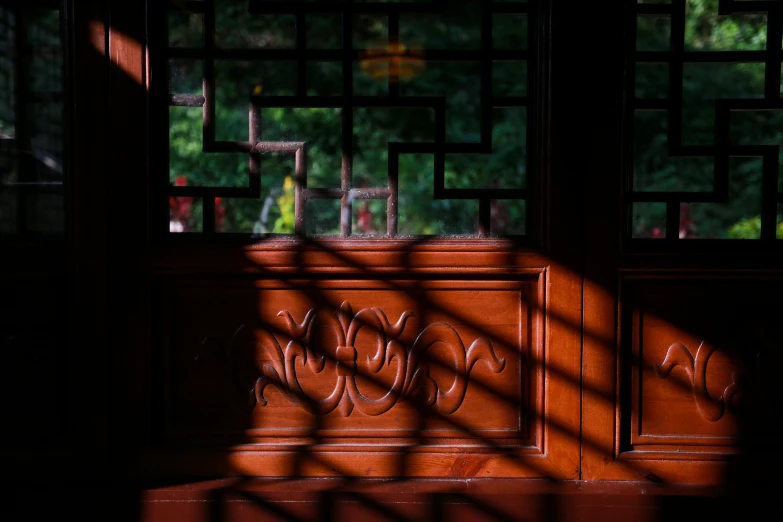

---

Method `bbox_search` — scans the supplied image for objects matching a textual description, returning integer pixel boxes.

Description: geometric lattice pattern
[0,2,64,236]
[163,0,533,237]
[629,0,783,241]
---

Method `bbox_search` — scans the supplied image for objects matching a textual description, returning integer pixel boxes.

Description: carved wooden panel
[160,276,544,469]
[620,276,783,460]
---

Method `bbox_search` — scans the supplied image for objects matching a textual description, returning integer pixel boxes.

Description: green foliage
[272,176,295,234]
[728,216,783,240]
[169,1,783,239]
[168,0,527,236]
[634,0,783,239]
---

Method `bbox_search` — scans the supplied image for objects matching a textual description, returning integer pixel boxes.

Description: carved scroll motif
[201,301,506,417]
[655,342,741,422]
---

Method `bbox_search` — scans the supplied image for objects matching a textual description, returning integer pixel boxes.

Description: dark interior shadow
[2,1,783,522]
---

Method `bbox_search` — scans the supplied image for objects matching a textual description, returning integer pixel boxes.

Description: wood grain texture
[625,277,783,449]
[574,0,783,487]
[2,480,743,522]
[133,479,737,522]
[168,279,528,437]
[9,2,783,517]
[148,273,577,478]
[586,275,783,483]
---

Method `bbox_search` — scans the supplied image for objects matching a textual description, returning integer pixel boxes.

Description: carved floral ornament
[656,342,741,422]
[200,301,506,417]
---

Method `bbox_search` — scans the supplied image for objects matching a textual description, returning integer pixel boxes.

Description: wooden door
[14,2,783,519]
[101,0,584,483]
[5,0,780,490]
[582,0,783,499]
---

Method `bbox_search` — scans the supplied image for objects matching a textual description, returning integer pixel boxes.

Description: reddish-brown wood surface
[577,0,783,489]
[3,479,760,522]
[4,2,783,521]
[125,0,583,482]
[139,249,582,480]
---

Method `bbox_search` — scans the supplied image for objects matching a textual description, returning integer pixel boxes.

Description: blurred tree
[168,0,782,240]
[633,0,783,239]
[167,0,527,236]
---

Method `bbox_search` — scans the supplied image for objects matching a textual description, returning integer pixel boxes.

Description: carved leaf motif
[656,341,740,422]
[200,301,506,416]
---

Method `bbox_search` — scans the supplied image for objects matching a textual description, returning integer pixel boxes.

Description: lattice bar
[164,0,533,237]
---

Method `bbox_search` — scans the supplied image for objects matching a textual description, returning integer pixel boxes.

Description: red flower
[170,176,193,232]
[356,201,375,234]
[679,203,695,239]
[215,197,226,231]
